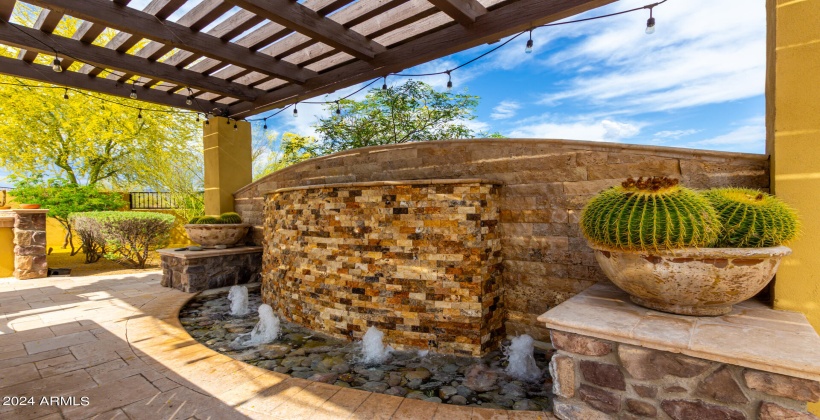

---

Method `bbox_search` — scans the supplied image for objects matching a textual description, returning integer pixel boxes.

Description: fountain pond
[180,285,555,411]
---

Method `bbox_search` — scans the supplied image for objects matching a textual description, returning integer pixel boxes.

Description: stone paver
[0,272,552,419]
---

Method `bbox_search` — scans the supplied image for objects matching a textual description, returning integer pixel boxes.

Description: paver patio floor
[0,272,555,420]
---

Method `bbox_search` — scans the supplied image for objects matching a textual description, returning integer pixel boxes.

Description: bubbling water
[504,334,541,382]
[361,326,393,365]
[231,304,280,349]
[227,285,250,317]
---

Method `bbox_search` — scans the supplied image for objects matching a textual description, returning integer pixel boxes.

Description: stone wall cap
[157,246,263,260]
[538,283,820,382]
[266,178,503,195]
[0,209,49,214]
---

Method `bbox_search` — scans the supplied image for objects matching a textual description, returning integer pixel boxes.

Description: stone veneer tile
[263,181,504,356]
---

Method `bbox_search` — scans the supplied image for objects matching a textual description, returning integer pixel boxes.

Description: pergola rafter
[0,0,613,117]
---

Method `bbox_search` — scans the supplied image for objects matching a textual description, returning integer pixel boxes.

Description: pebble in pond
[179,285,555,411]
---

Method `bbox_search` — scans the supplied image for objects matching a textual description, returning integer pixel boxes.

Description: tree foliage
[253,132,319,179]
[12,177,127,255]
[313,81,480,154]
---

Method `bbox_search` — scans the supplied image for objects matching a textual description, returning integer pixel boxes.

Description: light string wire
[245,0,668,124]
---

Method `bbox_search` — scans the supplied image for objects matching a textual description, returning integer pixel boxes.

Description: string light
[234,121,238,130]
[446,71,452,90]
[382,76,388,90]
[52,56,62,73]
[336,101,341,116]
[525,30,534,54]
[195,113,200,122]
[186,87,194,106]
[646,6,656,34]
[293,103,298,118]
[63,88,68,100]
[263,120,268,130]
[137,108,143,119]
[130,86,137,99]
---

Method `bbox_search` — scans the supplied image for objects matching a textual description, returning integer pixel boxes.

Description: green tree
[11,177,127,255]
[313,81,479,154]
[253,131,319,180]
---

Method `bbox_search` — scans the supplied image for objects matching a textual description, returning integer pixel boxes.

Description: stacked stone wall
[549,331,820,419]
[262,181,504,356]
[235,139,769,340]
[13,211,48,279]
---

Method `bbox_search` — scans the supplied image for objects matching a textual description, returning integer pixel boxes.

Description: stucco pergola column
[767,0,820,344]
[203,117,253,215]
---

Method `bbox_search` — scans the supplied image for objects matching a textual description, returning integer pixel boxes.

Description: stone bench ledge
[538,283,820,382]
[158,246,262,260]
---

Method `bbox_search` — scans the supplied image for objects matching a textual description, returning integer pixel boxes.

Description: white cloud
[686,124,765,154]
[530,0,765,114]
[654,129,700,139]
[490,101,521,120]
[507,116,642,141]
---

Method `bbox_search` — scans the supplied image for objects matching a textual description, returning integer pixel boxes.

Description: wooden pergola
[0,0,612,119]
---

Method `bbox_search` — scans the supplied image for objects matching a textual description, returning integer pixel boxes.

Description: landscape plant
[580,176,720,251]
[704,188,800,248]
[70,212,174,268]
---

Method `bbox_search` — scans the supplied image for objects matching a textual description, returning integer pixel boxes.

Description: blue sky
[264,0,767,155]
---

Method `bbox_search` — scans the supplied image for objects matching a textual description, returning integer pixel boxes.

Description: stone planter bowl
[184,224,250,248]
[591,245,792,316]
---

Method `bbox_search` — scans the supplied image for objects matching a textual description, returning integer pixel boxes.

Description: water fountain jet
[231,304,280,349]
[227,285,250,317]
[504,335,541,382]
[361,326,393,365]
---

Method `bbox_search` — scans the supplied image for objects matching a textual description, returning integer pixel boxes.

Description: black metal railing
[129,192,179,209]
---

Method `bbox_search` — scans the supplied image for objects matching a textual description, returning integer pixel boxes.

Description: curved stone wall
[262,179,505,356]
[237,139,769,341]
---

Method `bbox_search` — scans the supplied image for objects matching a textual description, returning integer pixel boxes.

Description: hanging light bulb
[130,86,138,99]
[336,101,341,116]
[645,7,656,34]
[234,121,238,130]
[195,113,200,122]
[63,88,69,100]
[382,76,387,90]
[293,104,298,118]
[137,109,143,119]
[52,56,62,73]
[525,31,534,54]
[446,72,453,90]
[263,120,268,130]
[186,95,193,106]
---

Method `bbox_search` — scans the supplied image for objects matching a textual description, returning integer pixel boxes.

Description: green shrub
[188,216,202,224]
[70,211,174,268]
[196,216,219,224]
[218,212,242,224]
[704,188,800,248]
[581,177,720,251]
[69,215,107,264]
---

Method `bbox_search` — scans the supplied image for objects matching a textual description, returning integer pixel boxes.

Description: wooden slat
[0,20,264,101]
[427,0,487,26]
[229,0,615,117]
[17,9,62,62]
[28,0,315,84]
[0,0,15,21]
[0,55,211,112]
[226,0,386,61]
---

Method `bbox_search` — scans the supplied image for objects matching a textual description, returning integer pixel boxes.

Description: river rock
[385,386,408,397]
[361,382,389,393]
[439,386,458,400]
[450,395,468,405]
[308,373,338,384]
[465,365,498,392]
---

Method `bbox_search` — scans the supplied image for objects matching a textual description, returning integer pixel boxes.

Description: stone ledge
[158,246,263,260]
[0,208,49,214]
[266,178,503,195]
[538,283,820,382]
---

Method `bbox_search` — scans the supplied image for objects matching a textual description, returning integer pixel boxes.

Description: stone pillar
[12,209,48,279]
[203,116,253,215]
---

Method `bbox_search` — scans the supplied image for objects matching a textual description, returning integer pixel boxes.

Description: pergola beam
[226,0,387,61]
[0,0,14,21]
[25,0,316,84]
[427,0,487,26]
[229,0,616,118]
[0,55,208,112]
[0,20,263,101]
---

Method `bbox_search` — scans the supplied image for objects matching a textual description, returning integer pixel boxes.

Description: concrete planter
[591,245,792,316]
[184,224,250,248]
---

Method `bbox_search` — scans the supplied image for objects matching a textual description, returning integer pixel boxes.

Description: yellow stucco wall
[0,226,13,277]
[768,0,820,414]
[203,117,252,215]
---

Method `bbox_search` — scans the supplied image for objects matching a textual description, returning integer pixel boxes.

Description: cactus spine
[188,216,202,224]
[704,188,799,248]
[218,212,242,224]
[581,177,720,251]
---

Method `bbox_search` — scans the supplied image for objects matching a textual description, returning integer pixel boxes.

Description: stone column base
[11,209,48,280]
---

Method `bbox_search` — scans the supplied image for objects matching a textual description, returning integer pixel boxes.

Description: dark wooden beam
[427,0,487,26]
[26,0,316,84]
[229,0,615,118]
[225,0,386,61]
[17,9,62,62]
[0,55,213,112]
[0,20,263,101]
[0,0,15,21]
